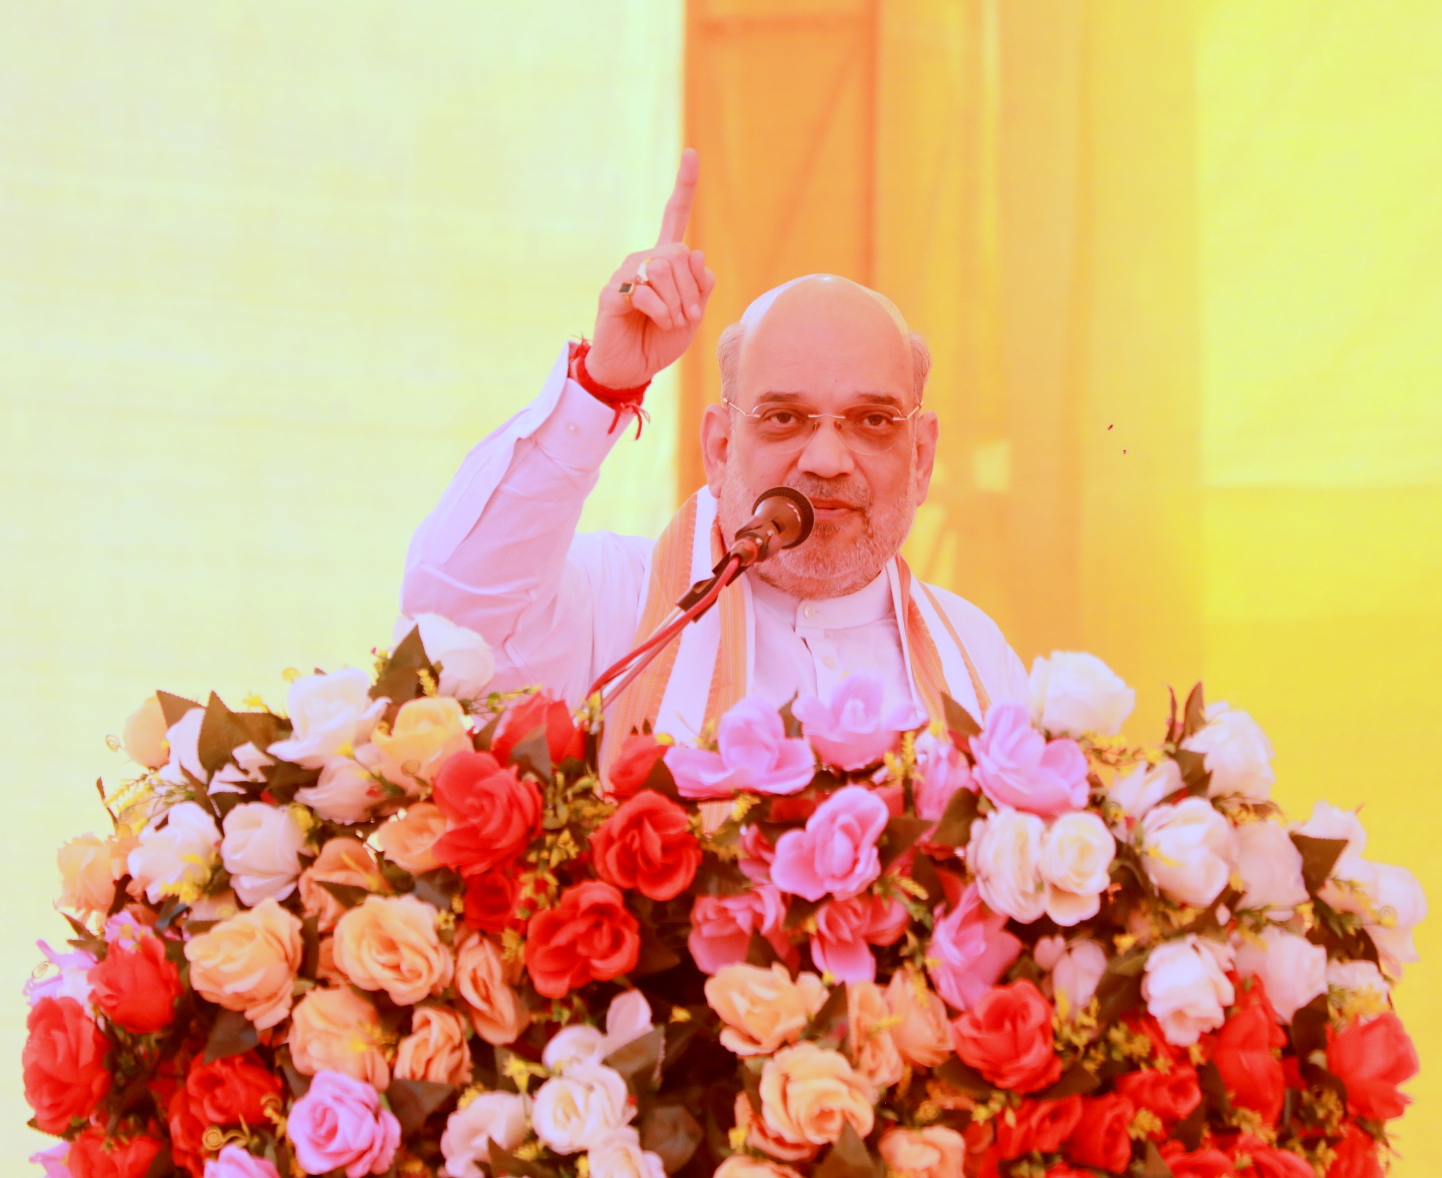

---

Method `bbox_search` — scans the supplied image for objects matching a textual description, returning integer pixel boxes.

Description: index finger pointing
[656,147,699,246]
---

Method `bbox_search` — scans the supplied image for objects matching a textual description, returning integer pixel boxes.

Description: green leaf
[784,893,825,931]
[509,726,553,784]
[695,858,752,897]
[156,690,201,729]
[197,692,245,776]
[632,920,683,977]
[642,754,682,802]
[879,815,933,872]
[604,1026,666,1096]
[142,1144,175,1178]
[778,697,803,738]
[813,1121,883,1178]
[317,880,372,910]
[204,1009,259,1063]
[641,1104,704,1174]
[1172,1099,1204,1151]
[1131,1139,1173,1178]
[1290,834,1349,897]
[930,788,980,847]
[490,1144,561,1178]
[934,1055,994,1096]
[1094,964,1145,1025]
[386,1078,455,1138]
[473,710,503,751]
[264,759,319,804]
[1199,1060,1232,1117]
[413,868,464,913]
[1289,992,1330,1062]
[1174,749,1210,796]
[941,692,981,742]
[371,626,434,703]
[300,914,321,979]
[1180,682,1207,740]
[805,983,849,1044]
[1036,1063,1101,1100]
[909,851,946,910]
[745,930,780,969]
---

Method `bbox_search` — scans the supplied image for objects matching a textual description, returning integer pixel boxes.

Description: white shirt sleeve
[402,344,653,704]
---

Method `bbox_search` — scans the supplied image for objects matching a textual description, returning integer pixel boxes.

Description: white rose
[1294,801,1366,852]
[1034,935,1108,1018]
[267,668,386,769]
[1028,651,1136,738]
[587,1127,666,1178]
[1108,759,1182,824]
[1233,926,1327,1022]
[1233,820,1308,915]
[210,741,275,796]
[1141,935,1235,1046]
[440,1091,531,1178]
[1326,959,1390,1001]
[542,1025,607,1074]
[1364,863,1427,978]
[295,755,383,824]
[220,802,308,906]
[127,801,221,903]
[1181,702,1274,800]
[397,613,498,701]
[1038,811,1115,926]
[1140,797,1236,908]
[531,1063,632,1155]
[157,708,207,788]
[967,807,1046,923]
[602,990,654,1058]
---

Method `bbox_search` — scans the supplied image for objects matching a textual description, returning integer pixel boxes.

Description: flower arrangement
[24,616,1423,1178]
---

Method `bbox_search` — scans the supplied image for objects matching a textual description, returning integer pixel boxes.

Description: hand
[585,148,717,390]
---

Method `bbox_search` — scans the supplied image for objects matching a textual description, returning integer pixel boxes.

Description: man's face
[701,279,938,600]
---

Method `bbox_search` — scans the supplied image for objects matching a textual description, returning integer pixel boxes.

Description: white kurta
[402,345,1029,733]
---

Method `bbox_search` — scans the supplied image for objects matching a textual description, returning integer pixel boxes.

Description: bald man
[403,153,1027,745]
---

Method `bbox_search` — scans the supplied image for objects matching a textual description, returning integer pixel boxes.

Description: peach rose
[316,937,347,985]
[884,968,954,1069]
[376,803,447,875]
[454,930,530,1045]
[395,1006,473,1086]
[713,1159,804,1178]
[184,898,302,1029]
[333,895,455,1006]
[733,1093,819,1163]
[57,834,123,914]
[288,985,391,1089]
[122,695,169,769]
[704,963,828,1057]
[759,1042,875,1146]
[366,697,472,791]
[847,981,904,1088]
[877,1126,965,1178]
[299,838,390,933]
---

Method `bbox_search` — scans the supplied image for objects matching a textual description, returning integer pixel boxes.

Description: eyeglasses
[722,397,922,456]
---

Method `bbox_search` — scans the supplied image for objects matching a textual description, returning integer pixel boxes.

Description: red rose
[994,1095,1082,1159]
[1327,1011,1418,1122]
[1159,1142,1234,1178]
[952,979,1062,1094]
[1229,1136,1313,1178]
[1327,1123,1384,1178]
[22,997,111,1133]
[525,880,641,998]
[592,791,701,901]
[608,732,669,800]
[168,1085,208,1178]
[1115,1064,1201,1135]
[1043,1167,1092,1178]
[432,751,543,876]
[1064,1092,1135,1173]
[186,1050,283,1126]
[1124,1011,1189,1067]
[493,692,584,766]
[90,934,183,1034]
[1213,992,1286,1126]
[463,868,522,934]
[67,1129,163,1178]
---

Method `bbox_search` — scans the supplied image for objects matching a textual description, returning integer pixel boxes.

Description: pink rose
[970,703,1088,817]
[286,1070,400,1178]
[665,697,815,800]
[29,1142,69,1178]
[811,894,908,982]
[689,886,794,973]
[771,786,888,901]
[738,825,776,883]
[913,732,977,823]
[928,883,1023,1011]
[793,673,921,770]
[205,1145,282,1178]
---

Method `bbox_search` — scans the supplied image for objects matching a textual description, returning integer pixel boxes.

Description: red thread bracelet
[570,340,651,438]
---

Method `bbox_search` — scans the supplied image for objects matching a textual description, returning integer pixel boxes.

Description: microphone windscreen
[751,487,814,550]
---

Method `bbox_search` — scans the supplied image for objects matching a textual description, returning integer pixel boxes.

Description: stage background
[3,1,1439,1172]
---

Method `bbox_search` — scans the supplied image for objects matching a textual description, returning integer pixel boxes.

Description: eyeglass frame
[720,395,924,455]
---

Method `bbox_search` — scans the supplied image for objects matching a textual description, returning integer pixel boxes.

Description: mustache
[786,475,871,511]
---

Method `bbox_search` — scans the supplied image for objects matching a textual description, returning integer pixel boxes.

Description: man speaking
[402,151,1026,753]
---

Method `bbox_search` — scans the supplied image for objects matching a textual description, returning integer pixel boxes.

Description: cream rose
[1039,810,1115,926]
[602,990,654,1058]
[295,756,385,825]
[733,1093,819,1163]
[1139,797,1236,908]
[1233,820,1308,915]
[1362,863,1428,978]
[883,967,952,1069]
[1141,935,1235,1046]
[1108,759,1182,823]
[1327,959,1390,1002]
[399,613,497,701]
[395,1005,473,1086]
[543,1025,607,1074]
[877,1126,966,1178]
[531,1062,631,1154]
[127,801,220,904]
[587,1127,666,1178]
[454,929,530,1045]
[57,833,122,914]
[1028,651,1135,739]
[847,981,904,1088]
[220,802,308,906]
[704,963,829,1057]
[288,984,391,1089]
[439,1091,531,1178]
[332,894,454,1005]
[1233,926,1327,1023]
[376,803,448,875]
[1035,935,1108,1018]
[1295,800,1366,850]
[365,696,472,791]
[967,807,1047,923]
[759,1041,875,1146]
[298,837,389,933]
[1182,702,1275,800]
[121,695,169,769]
[714,1159,804,1178]
[185,897,302,1029]
[267,668,386,769]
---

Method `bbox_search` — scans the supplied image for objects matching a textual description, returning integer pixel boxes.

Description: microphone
[728,487,815,568]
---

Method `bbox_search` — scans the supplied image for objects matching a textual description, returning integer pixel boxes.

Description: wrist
[568,340,651,438]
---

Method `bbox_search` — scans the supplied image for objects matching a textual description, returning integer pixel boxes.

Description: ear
[700,402,732,496]
[911,410,939,503]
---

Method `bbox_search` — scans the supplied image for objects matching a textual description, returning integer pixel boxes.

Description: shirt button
[802,604,814,620]
[823,656,836,669]
[565,421,581,436]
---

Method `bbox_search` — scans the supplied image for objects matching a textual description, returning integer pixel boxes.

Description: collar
[747,566,895,631]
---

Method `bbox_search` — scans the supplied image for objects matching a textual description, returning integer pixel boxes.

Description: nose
[794,416,856,479]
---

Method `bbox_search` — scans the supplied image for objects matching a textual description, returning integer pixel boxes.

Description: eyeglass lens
[742,405,911,455]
